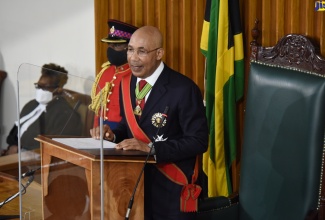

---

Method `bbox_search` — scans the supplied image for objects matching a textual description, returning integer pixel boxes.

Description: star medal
[151,112,167,128]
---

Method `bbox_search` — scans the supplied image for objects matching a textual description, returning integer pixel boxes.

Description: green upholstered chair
[196,33,325,220]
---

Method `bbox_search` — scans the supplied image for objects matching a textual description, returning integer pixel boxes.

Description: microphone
[160,107,169,126]
[59,99,81,135]
[21,167,41,178]
[125,106,169,220]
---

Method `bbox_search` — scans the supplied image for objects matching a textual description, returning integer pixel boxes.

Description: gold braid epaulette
[88,64,112,116]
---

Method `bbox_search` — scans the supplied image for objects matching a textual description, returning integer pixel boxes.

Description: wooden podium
[36,135,154,220]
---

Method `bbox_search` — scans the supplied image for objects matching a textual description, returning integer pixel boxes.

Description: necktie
[134,80,151,116]
[139,80,147,110]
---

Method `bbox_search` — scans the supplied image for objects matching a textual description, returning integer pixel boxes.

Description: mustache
[130,63,142,66]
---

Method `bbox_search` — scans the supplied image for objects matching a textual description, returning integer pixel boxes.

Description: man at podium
[91,26,208,220]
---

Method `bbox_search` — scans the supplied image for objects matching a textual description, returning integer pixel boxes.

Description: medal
[151,112,167,128]
[134,101,142,116]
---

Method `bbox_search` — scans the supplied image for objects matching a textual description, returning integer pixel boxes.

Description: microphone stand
[0,171,36,208]
[59,99,81,135]
[125,107,169,220]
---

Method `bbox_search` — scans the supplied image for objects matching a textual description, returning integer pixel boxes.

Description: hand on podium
[90,124,114,142]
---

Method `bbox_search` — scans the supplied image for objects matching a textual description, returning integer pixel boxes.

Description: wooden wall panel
[243,0,325,54]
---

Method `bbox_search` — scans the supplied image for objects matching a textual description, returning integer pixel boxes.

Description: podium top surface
[35,135,155,162]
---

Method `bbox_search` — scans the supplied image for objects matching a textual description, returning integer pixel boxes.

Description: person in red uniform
[89,20,138,129]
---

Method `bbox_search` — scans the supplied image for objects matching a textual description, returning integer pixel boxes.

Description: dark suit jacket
[113,64,208,219]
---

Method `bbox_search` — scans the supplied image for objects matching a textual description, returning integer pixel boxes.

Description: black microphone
[125,106,169,220]
[160,107,169,125]
[59,99,81,135]
[22,167,41,178]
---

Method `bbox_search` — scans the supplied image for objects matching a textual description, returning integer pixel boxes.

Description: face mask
[107,47,127,66]
[35,88,53,104]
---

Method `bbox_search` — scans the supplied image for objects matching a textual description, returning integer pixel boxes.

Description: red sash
[121,74,201,212]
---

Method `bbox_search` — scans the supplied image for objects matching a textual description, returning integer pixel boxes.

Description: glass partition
[11,63,105,219]
[0,63,151,220]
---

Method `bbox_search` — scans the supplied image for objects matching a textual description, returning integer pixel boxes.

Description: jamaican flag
[200,0,244,197]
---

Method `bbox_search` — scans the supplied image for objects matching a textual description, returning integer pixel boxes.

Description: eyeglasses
[127,47,161,57]
[34,83,58,90]
[108,43,128,51]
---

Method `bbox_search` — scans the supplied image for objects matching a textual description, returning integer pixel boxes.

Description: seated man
[2,63,82,155]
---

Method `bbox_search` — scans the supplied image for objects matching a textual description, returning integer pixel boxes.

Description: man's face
[127,31,163,79]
